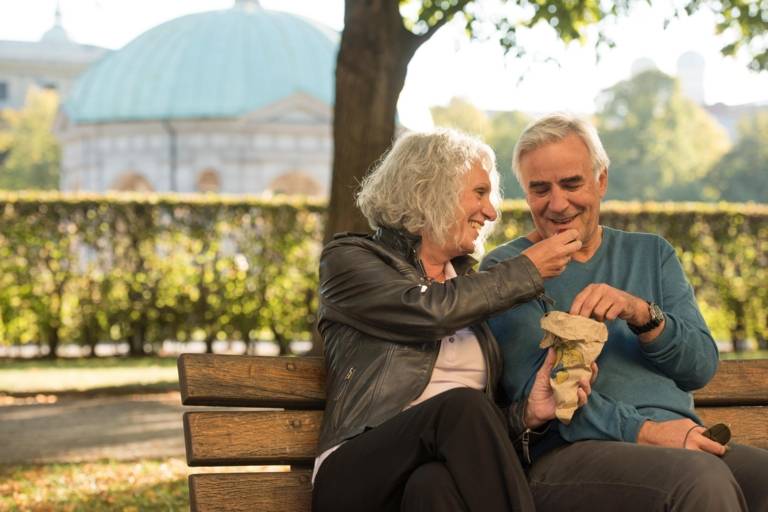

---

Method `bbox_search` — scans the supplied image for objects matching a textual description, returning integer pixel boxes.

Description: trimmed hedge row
[0,192,765,356]
[0,192,324,356]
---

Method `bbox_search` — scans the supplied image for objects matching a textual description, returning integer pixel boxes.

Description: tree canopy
[327,0,768,240]
[0,88,60,190]
[702,111,768,202]
[596,69,731,201]
[431,97,529,197]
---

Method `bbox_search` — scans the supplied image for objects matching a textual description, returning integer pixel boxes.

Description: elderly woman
[312,129,587,512]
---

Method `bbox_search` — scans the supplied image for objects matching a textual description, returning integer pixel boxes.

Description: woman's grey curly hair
[356,128,500,253]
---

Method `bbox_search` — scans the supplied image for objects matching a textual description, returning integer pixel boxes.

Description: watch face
[629,302,663,334]
[650,303,663,323]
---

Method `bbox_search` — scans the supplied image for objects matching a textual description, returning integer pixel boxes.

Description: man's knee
[671,451,746,510]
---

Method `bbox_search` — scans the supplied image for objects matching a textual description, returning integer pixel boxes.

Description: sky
[2,0,768,130]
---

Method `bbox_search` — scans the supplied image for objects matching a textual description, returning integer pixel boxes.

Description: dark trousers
[312,387,535,512]
[528,440,768,511]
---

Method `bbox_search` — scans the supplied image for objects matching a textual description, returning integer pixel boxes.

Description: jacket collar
[373,227,477,275]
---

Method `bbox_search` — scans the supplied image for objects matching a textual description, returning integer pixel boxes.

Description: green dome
[64,5,338,122]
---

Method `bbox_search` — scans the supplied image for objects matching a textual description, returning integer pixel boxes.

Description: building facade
[0,6,107,111]
[56,0,338,196]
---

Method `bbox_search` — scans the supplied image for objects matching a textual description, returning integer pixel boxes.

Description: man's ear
[598,168,608,198]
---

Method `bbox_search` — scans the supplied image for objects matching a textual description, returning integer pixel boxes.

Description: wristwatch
[628,302,664,335]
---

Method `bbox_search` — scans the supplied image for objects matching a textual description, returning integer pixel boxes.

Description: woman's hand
[524,347,598,429]
[522,229,582,279]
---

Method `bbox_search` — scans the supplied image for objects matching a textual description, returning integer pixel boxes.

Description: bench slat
[696,406,768,449]
[178,355,768,409]
[178,354,325,409]
[694,359,768,406]
[184,406,767,468]
[189,471,311,512]
[184,411,322,466]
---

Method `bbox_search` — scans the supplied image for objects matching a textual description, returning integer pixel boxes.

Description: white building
[0,6,107,110]
[56,0,337,196]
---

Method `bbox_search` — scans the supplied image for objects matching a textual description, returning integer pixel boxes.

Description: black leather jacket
[316,228,544,453]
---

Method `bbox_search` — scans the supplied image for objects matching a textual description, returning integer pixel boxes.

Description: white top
[312,261,487,484]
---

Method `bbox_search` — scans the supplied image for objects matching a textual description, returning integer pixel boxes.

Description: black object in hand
[702,423,731,445]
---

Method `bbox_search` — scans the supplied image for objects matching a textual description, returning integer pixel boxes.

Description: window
[268,170,323,197]
[0,82,8,101]
[111,172,154,192]
[197,168,221,193]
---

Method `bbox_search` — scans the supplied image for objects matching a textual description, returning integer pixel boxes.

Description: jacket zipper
[335,366,356,403]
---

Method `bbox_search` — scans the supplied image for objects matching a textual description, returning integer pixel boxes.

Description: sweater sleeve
[558,390,647,442]
[319,239,544,343]
[638,240,719,391]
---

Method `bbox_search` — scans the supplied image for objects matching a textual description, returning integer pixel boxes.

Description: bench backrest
[178,355,768,512]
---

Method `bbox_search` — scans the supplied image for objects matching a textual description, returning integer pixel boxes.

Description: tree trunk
[757,333,767,351]
[315,1,461,356]
[85,326,99,358]
[270,320,291,356]
[129,323,147,356]
[44,326,60,359]
[324,0,421,244]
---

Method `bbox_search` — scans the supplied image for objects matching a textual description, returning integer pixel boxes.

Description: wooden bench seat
[178,354,768,511]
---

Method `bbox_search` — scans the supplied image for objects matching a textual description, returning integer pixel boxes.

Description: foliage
[596,70,731,201]
[0,88,60,190]
[702,111,768,202]
[485,110,531,198]
[430,97,530,197]
[0,194,765,355]
[0,458,188,511]
[431,97,491,138]
[0,193,324,357]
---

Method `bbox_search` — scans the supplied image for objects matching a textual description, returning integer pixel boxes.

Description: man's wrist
[636,419,654,444]
[628,301,664,335]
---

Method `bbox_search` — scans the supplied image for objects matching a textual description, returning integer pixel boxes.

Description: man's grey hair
[512,112,610,186]
[356,128,500,252]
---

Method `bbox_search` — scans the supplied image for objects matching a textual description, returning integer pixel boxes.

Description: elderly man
[481,113,768,512]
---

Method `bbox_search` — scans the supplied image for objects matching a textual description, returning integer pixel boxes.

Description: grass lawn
[0,458,189,511]
[0,357,179,394]
[719,350,768,360]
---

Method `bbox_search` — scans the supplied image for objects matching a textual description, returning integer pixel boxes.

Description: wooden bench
[177,355,768,511]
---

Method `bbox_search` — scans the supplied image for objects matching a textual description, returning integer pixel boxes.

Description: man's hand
[524,347,598,429]
[522,229,582,279]
[570,284,664,342]
[637,418,727,456]
[570,283,646,323]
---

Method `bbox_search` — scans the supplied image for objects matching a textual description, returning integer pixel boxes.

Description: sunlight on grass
[720,350,768,360]
[0,458,189,511]
[0,458,292,511]
[0,357,179,393]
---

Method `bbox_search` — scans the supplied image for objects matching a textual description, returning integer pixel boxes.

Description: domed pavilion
[56,0,338,196]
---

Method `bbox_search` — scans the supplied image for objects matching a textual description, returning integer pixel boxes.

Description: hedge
[0,192,765,356]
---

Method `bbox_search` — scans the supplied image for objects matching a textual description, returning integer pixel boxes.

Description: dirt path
[0,392,189,465]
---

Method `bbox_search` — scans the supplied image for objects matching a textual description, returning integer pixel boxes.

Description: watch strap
[628,301,663,334]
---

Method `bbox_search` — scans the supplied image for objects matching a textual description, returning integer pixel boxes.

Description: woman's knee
[436,388,497,418]
[402,462,467,512]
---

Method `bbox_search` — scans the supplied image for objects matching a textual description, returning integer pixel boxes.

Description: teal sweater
[481,227,718,455]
